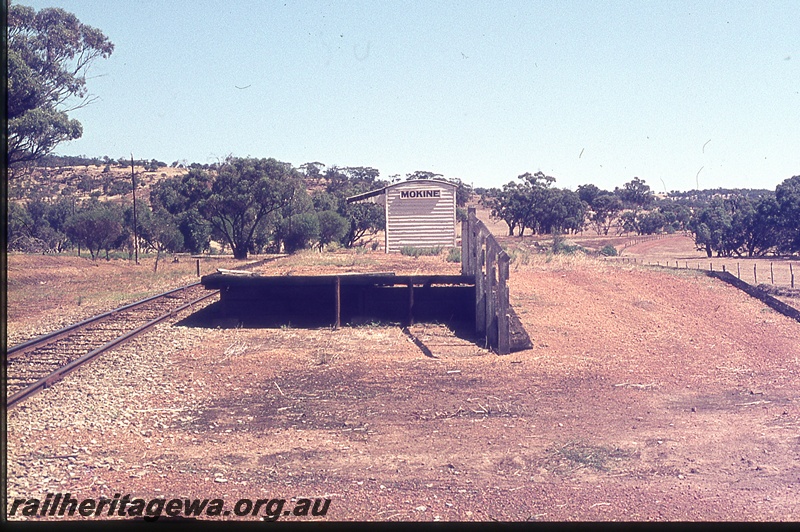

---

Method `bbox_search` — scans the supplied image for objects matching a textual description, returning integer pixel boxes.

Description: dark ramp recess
[200,272,476,329]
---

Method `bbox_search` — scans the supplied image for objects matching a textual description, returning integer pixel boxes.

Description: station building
[347,179,457,253]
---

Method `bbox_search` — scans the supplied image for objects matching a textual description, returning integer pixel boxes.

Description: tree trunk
[232,246,248,260]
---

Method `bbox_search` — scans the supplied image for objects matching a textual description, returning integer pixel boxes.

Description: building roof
[346,179,457,204]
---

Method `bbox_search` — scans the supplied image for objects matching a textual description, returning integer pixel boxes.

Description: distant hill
[8,161,188,205]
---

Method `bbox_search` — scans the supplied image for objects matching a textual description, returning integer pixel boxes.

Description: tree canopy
[7,1,114,165]
[8,150,800,261]
[615,177,653,210]
[318,166,386,248]
[686,184,797,258]
[776,175,800,253]
[65,199,125,260]
[588,194,622,235]
[152,157,306,259]
[485,172,585,237]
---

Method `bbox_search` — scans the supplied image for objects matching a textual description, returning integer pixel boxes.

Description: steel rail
[6,255,282,357]
[5,254,283,408]
[6,290,219,408]
[7,281,201,357]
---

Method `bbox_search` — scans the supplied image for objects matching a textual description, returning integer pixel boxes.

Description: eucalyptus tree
[65,199,125,260]
[616,177,653,211]
[7,2,114,165]
[201,157,306,259]
[321,166,385,248]
[776,175,800,254]
[589,194,623,235]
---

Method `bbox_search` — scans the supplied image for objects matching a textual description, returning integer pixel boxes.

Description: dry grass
[544,440,638,474]
[5,253,250,343]
[501,239,614,274]
[273,249,380,271]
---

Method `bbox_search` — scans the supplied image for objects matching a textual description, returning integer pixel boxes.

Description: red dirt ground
[5,248,800,522]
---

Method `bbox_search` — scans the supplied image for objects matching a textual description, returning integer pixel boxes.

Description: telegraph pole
[131,154,139,265]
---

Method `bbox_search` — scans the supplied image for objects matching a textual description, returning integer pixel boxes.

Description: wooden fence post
[791,263,795,288]
[461,211,528,353]
[407,278,415,326]
[498,253,510,355]
[485,240,497,350]
[462,207,475,276]
[334,276,341,329]
[770,262,774,284]
[754,264,757,285]
[475,230,486,336]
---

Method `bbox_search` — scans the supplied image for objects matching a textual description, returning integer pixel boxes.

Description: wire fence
[606,256,798,289]
[620,233,682,250]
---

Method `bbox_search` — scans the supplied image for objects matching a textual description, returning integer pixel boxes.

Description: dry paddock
[5,252,800,521]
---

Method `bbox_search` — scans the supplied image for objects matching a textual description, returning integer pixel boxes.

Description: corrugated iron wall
[385,182,456,252]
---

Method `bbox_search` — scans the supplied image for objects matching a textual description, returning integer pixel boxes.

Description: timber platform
[199,207,532,354]
[201,272,476,329]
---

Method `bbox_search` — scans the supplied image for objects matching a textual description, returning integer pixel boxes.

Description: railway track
[5,256,286,409]
[5,282,219,408]
[5,255,287,408]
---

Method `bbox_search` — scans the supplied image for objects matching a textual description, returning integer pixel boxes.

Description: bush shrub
[316,210,348,250]
[551,235,584,254]
[600,245,618,256]
[446,247,461,263]
[278,213,320,253]
[400,246,442,257]
[506,246,530,265]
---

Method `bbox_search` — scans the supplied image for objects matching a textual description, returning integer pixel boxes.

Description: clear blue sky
[21,0,800,192]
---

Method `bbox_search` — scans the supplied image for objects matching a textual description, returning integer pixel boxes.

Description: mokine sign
[400,189,441,199]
